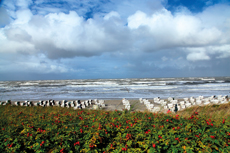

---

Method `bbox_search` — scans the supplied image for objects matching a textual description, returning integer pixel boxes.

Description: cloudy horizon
[0,0,230,81]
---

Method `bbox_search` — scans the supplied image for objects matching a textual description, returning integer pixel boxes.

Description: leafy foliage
[0,104,230,152]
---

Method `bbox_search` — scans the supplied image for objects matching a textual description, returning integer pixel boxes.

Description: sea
[0,77,230,101]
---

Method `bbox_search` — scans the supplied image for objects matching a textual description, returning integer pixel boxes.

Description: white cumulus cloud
[0,0,230,79]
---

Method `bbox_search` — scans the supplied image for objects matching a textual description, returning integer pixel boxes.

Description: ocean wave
[0,77,229,100]
[129,86,177,90]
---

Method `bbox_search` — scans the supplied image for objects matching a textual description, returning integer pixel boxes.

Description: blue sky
[0,0,230,81]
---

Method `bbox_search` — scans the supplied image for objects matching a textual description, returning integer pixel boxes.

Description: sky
[0,0,230,81]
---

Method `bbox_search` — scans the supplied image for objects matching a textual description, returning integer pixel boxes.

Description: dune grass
[177,102,230,120]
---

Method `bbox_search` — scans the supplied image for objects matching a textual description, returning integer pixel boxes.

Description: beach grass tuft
[177,101,230,120]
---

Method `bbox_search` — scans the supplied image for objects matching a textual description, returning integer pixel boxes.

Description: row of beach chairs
[0,99,93,110]
[0,99,109,110]
[139,98,160,112]
[140,95,229,112]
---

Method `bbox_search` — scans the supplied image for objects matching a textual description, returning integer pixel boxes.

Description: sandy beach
[7,98,164,112]
[101,99,151,112]
[104,99,170,112]
[6,95,229,114]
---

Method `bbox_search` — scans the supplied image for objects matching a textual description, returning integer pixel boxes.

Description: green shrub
[0,105,229,152]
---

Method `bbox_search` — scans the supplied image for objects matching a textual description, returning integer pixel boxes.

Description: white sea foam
[68,91,130,93]
[133,82,154,84]
[0,77,229,100]
[197,83,230,87]
[19,82,39,86]
[201,78,215,81]
[129,86,177,90]
[188,88,230,91]
[91,82,119,86]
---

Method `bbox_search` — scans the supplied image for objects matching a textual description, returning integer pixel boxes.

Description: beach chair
[76,103,81,109]
[209,95,215,99]
[217,95,222,99]
[202,98,209,103]
[46,102,50,107]
[153,97,160,103]
[15,101,20,106]
[168,103,173,109]
[220,100,228,104]
[139,98,143,103]
[151,107,160,113]
[218,97,225,101]
[123,100,130,106]
[196,100,202,105]
[62,100,67,104]
[54,101,59,106]
[183,98,188,101]
[6,100,11,104]
[181,105,186,109]
[101,103,106,108]
[143,99,149,105]
[85,101,89,107]
[39,100,43,105]
[2,102,7,105]
[185,103,191,108]
[171,100,178,104]
[88,100,91,105]
[122,98,128,104]
[177,106,181,111]
[28,101,33,106]
[147,104,154,111]
[211,100,219,104]
[199,96,204,99]
[95,101,100,107]
[161,102,166,106]
[73,101,77,106]
[125,105,130,110]
[168,97,173,101]
[190,99,195,103]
